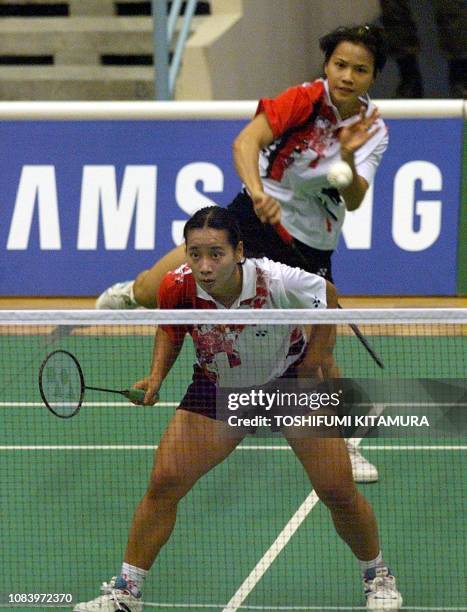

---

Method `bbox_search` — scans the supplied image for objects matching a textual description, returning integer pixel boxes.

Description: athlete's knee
[146,465,193,502]
[133,269,157,308]
[315,481,358,510]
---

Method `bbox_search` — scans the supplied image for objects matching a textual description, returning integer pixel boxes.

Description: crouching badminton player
[75,207,402,611]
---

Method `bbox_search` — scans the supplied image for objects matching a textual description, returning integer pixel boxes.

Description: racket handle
[124,388,159,403]
[274,223,294,244]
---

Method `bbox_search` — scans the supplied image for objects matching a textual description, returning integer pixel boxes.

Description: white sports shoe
[364,567,403,610]
[73,576,142,611]
[347,442,379,483]
[95,281,139,310]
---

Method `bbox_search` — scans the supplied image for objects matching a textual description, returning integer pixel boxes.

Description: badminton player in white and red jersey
[76,207,402,612]
[227,23,388,279]
[96,23,388,485]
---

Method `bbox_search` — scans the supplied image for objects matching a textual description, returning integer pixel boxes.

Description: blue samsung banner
[0,118,463,296]
[334,118,463,294]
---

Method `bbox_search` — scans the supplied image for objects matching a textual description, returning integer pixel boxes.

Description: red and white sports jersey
[256,78,388,250]
[158,257,327,387]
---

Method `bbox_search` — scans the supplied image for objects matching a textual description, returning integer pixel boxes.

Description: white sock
[359,551,384,575]
[120,562,148,595]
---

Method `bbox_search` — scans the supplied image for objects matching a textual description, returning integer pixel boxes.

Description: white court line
[222,490,320,612]
[142,605,467,611]
[0,444,465,451]
[347,403,467,408]
[0,604,465,611]
[359,445,467,450]
[0,444,466,451]
[1,402,465,408]
[231,608,466,611]
[0,401,178,407]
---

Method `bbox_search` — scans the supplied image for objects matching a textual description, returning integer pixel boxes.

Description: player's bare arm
[232,113,281,225]
[133,327,184,405]
[298,281,340,380]
[339,106,380,211]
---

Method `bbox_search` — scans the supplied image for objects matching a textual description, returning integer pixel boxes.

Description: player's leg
[124,409,243,568]
[288,434,378,557]
[133,245,186,308]
[285,434,402,609]
[318,335,378,483]
[74,410,244,611]
[308,317,379,484]
[95,245,186,310]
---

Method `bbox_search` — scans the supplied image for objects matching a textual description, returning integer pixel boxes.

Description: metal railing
[151,0,198,100]
[0,100,463,120]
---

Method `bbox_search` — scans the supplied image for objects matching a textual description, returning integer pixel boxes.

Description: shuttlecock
[327,161,353,189]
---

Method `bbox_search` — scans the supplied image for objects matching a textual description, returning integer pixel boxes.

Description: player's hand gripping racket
[38,349,157,418]
[274,224,385,369]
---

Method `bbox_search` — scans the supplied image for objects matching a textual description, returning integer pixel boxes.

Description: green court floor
[1,329,465,610]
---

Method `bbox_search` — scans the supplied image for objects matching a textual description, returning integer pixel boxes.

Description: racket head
[39,349,85,418]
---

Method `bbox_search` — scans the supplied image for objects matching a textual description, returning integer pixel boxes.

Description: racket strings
[39,350,84,417]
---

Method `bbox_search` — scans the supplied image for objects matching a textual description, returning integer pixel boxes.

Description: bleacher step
[0,65,155,99]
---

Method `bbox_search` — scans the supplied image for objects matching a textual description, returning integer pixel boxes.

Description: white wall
[177,0,381,100]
